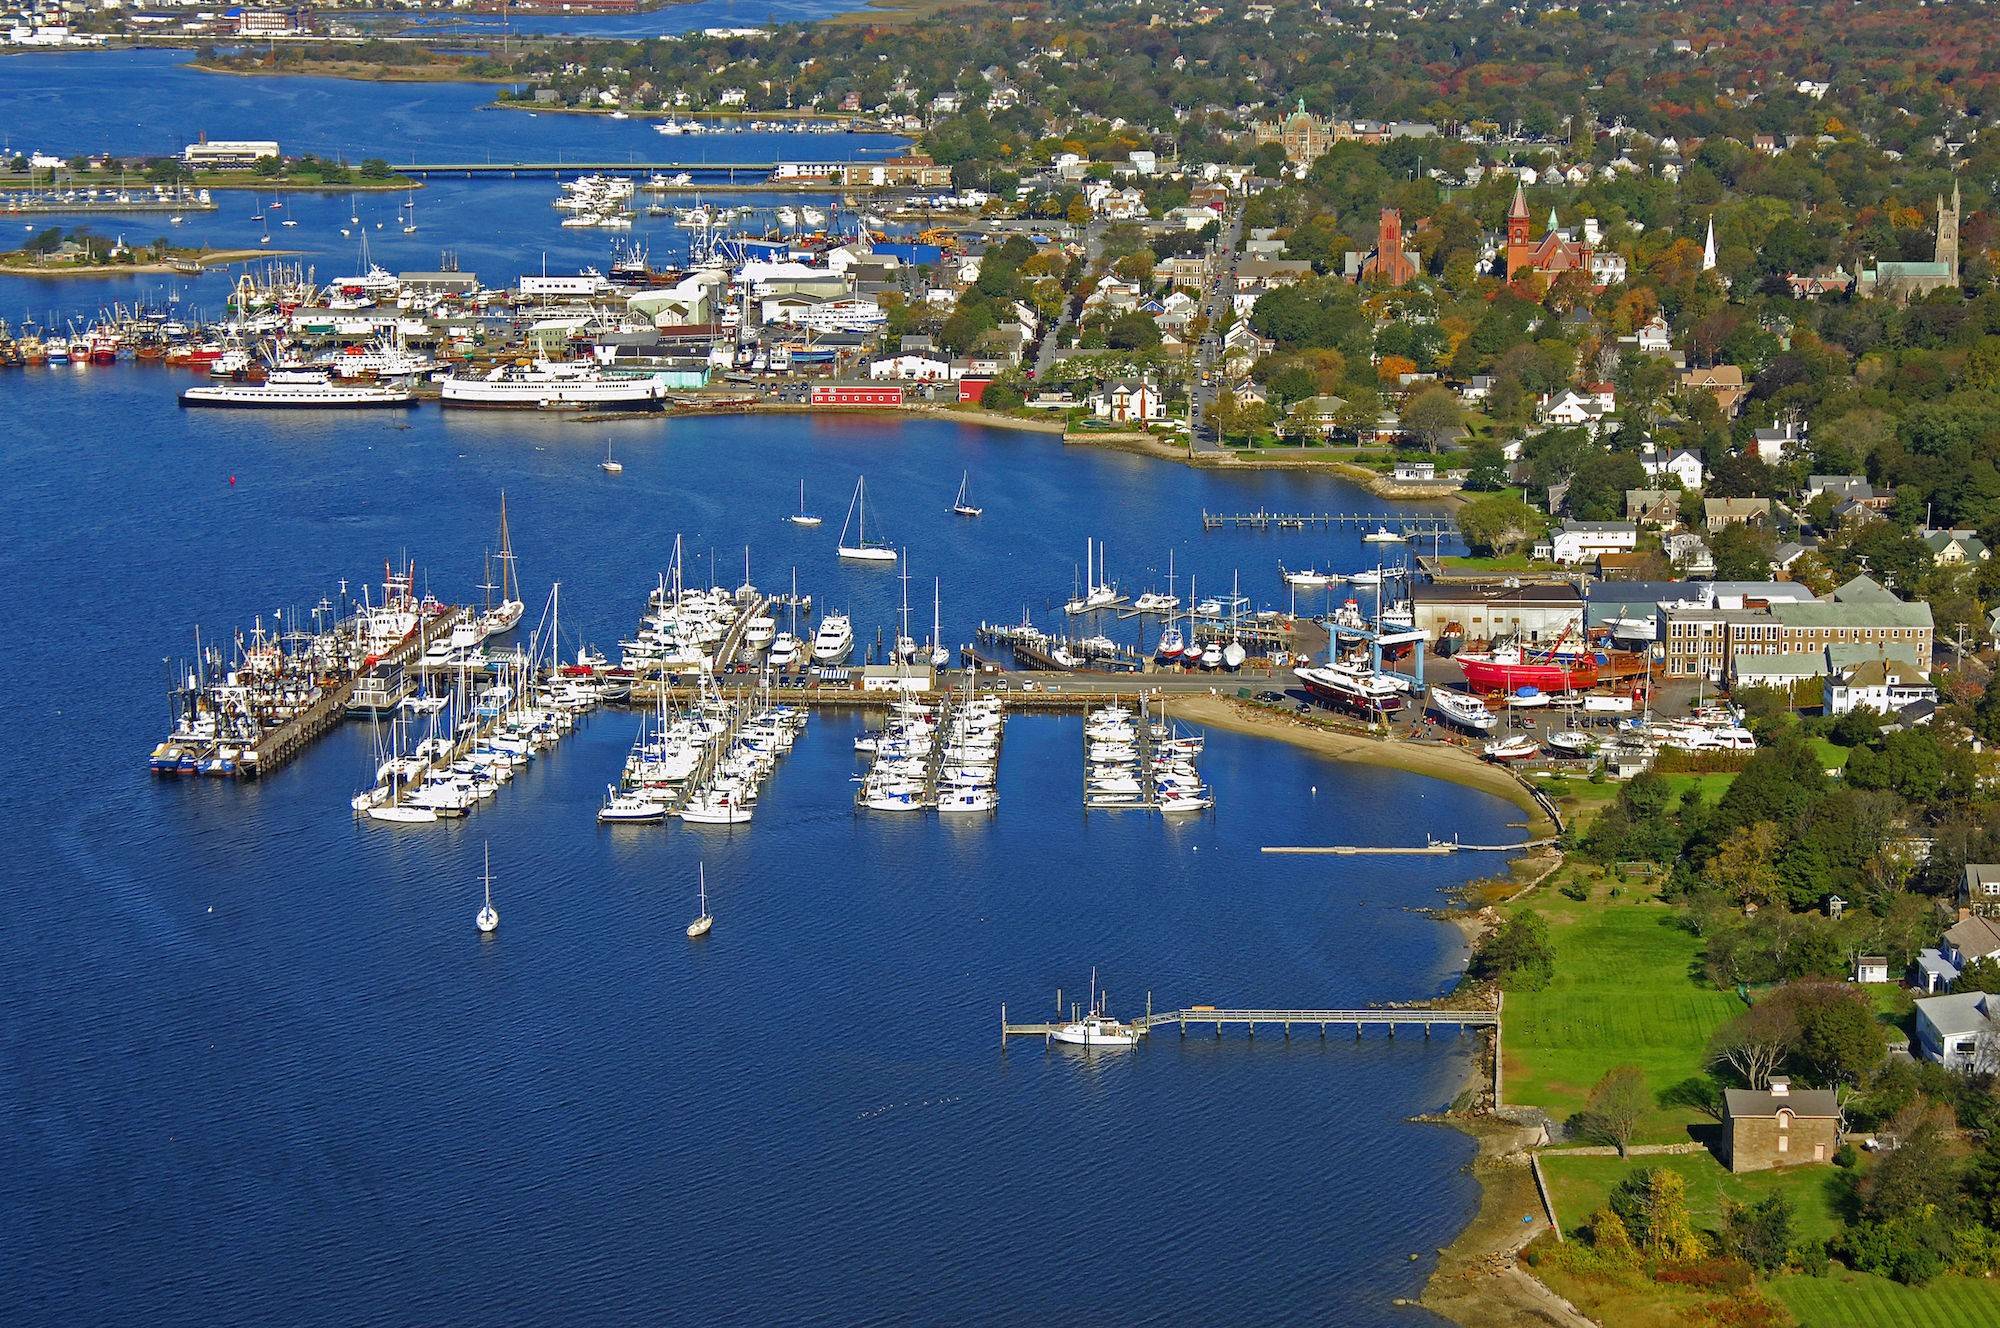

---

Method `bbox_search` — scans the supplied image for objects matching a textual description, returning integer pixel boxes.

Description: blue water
[2,366,1514,1325]
[382,0,872,38]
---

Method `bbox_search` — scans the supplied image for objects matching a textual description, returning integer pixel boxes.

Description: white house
[1917,991,2000,1071]
[1539,387,1617,433]
[1089,378,1166,423]
[870,353,952,381]
[1826,657,1937,717]
[1543,519,1639,565]
[1749,421,1808,463]
[1590,251,1629,286]
[1641,446,1705,490]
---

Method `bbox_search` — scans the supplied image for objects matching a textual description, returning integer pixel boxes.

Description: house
[1543,520,1638,565]
[1640,447,1705,490]
[1721,1078,1840,1172]
[1539,387,1616,432]
[1826,656,1937,717]
[1704,497,1771,529]
[1626,489,1679,526]
[1681,364,1749,416]
[1855,955,1891,984]
[1960,865,2000,919]
[1921,528,1990,565]
[1665,532,1716,577]
[1807,475,1875,504]
[1630,314,1674,355]
[1916,990,2000,1070]
[1750,421,1808,463]
[1943,913,2000,975]
[869,352,951,381]
[1392,459,1437,483]
[1460,375,1495,404]
[1089,378,1166,424]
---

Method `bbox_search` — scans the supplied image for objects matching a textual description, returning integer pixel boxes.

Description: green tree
[1573,1065,1649,1158]
[1721,1193,1795,1274]
[1610,1167,1706,1262]
[1455,493,1544,556]
[1956,956,2000,994]
[1398,385,1463,454]
[1469,911,1555,990]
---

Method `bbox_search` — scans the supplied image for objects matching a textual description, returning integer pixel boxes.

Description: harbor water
[1,365,1521,1325]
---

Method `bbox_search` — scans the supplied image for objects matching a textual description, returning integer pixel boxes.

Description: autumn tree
[1572,1065,1649,1158]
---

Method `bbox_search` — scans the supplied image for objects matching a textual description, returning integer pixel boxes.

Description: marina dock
[1199,510,1458,538]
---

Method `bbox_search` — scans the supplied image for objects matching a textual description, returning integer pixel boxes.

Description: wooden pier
[1200,509,1458,537]
[1000,1001,1498,1044]
[1261,836,1556,856]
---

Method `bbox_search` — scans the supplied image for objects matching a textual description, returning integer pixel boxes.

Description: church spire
[1508,183,1529,220]
[1702,217,1716,272]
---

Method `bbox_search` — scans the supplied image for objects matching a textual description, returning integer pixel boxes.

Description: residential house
[1826,656,1937,718]
[1721,1078,1840,1172]
[1916,990,2000,1070]
[1640,446,1705,490]
[1539,386,1616,433]
[1681,364,1749,416]
[1665,532,1717,577]
[1542,520,1638,565]
[1089,379,1166,424]
[1626,489,1680,526]
[1921,528,1990,565]
[1749,421,1808,464]
[1960,865,2000,919]
[1704,497,1771,529]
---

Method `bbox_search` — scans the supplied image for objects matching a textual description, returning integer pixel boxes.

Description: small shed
[1854,955,1889,984]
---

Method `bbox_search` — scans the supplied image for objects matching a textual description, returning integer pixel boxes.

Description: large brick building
[1722,1078,1839,1172]
[1505,184,1594,283]
[1252,102,1337,166]
[1663,575,1932,681]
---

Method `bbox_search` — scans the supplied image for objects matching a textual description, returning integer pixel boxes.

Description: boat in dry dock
[179,367,416,409]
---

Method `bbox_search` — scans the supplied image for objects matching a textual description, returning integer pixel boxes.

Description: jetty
[1001,999,1498,1044]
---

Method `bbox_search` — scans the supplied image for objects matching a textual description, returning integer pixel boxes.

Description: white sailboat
[476,844,499,934]
[837,476,896,562]
[481,493,525,636]
[952,470,982,517]
[788,478,822,527]
[401,192,417,234]
[928,578,950,668]
[686,863,713,938]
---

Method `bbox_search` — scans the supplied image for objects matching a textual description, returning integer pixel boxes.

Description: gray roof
[1918,991,1997,1039]
[1723,1086,1839,1118]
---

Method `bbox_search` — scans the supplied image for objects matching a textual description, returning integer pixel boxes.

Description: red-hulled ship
[1454,628,1600,694]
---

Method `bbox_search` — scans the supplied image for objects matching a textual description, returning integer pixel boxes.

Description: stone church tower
[1935,179,1962,280]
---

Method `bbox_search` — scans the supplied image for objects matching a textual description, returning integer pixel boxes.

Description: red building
[811,384,905,407]
[957,379,993,404]
[1505,184,1593,282]
[1359,208,1420,286]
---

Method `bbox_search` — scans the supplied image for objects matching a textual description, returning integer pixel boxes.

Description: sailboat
[929,578,950,668]
[952,470,982,517]
[788,478,821,527]
[600,438,623,474]
[476,844,499,934]
[401,192,417,234]
[481,493,525,636]
[837,476,896,562]
[686,863,713,938]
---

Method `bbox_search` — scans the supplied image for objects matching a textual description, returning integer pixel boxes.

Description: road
[1187,205,1246,453]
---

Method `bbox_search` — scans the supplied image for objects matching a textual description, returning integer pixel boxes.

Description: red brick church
[1359,209,1421,286]
[1505,184,1593,281]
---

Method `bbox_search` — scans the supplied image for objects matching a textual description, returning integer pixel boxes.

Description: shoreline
[0,247,298,277]
[1162,694,1577,1327]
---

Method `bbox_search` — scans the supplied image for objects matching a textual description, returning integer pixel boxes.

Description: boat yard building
[1411,583,1583,647]
[1663,575,1931,681]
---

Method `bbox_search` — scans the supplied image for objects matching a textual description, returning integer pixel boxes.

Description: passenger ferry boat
[439,360,669,410]
[180,367,416,409]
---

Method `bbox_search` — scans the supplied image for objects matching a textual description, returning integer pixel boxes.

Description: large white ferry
[180,367,415,409]
[439,360,669,410]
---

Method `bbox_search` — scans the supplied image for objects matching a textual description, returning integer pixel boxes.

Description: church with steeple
[1858,179,1962,297]
[1503,184,1595,282]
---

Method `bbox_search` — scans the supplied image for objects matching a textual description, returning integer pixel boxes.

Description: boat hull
[1456,655,1599,694]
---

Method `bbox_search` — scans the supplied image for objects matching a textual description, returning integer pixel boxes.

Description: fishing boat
[1363,525,1406,544]
[1455,631,1600,694]
[1427,686,1498,732]
[952,471,982,517]
[1546,729,1594,757]
[601,439,623,474]
[1482,734,1540,763]
[837,476,896,562]
[475,845,499,934]
[1049,970,1141,1049]
[788,478,822,527]
[686,864,713,937]
[1281,565,1333,588]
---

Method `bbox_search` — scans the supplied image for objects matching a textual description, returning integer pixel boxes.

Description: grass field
[1773,1269,2000,1326]
[1657,771,1739,802]
[1810,738,1852,773]
[1538,1151,1846,1242]
[1502,895,1746,1140]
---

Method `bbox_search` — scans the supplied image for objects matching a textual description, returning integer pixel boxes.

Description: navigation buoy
[228,475,236,486]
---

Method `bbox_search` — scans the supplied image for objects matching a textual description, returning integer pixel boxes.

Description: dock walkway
[1001,1004,1498,1044]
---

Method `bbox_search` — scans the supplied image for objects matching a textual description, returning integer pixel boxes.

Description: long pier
[1200,509,1458,535]
[1001,1004,1499,1044]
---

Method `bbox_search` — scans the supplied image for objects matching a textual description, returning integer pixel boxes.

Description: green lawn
[1811,738,1853,773]
[1538,1151,1845,1243]
[1773,1269,2000,1327]
[1657,771,1739,802]
[1503,896,1747,1140]
[1439,552,1549,574]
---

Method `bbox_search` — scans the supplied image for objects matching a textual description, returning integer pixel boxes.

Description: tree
[1104,310,1161,351]
[1706,999,1798,1089]
[1469,911,1555,990]
[1456,493,1544,556]
[1709,821,1783,911]
[1610,1167,1706,1261]
[1398,385,1463,454]
[1721,1193,1795,1274]
[1572,1065,1649,1158]
[1956,956,2000,993]
[1709,521,1778,579]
